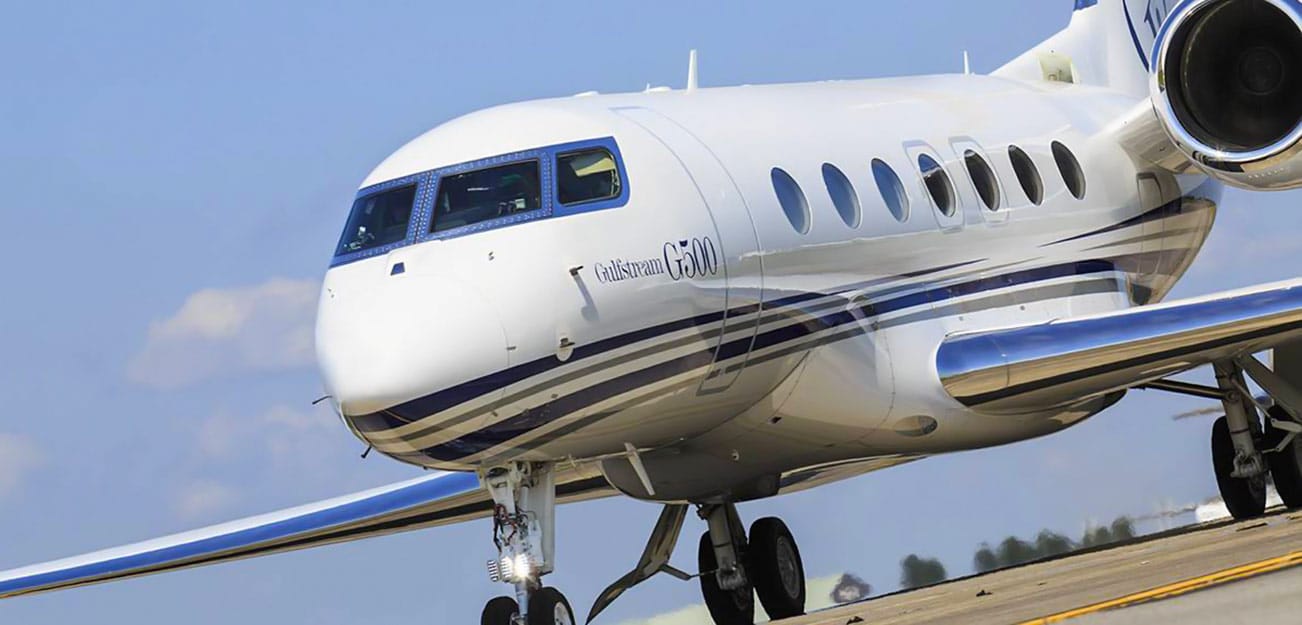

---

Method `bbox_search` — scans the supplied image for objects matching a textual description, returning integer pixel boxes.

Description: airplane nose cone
[315,272,507,417]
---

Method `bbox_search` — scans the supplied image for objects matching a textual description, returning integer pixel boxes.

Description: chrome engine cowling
[1152,0,1302,190]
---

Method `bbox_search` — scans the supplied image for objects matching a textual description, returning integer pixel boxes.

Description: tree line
[896,516,1137,590]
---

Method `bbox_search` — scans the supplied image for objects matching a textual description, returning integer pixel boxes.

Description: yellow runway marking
[1018,550,1302,624]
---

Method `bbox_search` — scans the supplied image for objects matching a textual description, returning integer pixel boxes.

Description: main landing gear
[1207,359,1302,520]
[480,463,576,625]
[698,505,807,625]
[586,502,807,625]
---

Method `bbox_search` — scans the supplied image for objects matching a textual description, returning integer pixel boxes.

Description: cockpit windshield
[336,184,417,255]
[431,160,541,233]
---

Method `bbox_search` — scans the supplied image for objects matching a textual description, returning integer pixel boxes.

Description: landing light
[486,553,534,583]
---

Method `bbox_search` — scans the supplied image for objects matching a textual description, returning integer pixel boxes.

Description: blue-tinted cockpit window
[335,184,418,255]
[558,148,621,205]
[329,137,626,268]
[431,160,542,233]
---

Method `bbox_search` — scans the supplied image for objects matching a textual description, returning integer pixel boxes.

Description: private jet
[3,1,1301,624]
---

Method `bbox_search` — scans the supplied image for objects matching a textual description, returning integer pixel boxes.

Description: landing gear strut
[1211,362,1267,519]
[588,500,806,625]
[1239,354,1302,509]
[697,504,806,625]
[479,463,575,625]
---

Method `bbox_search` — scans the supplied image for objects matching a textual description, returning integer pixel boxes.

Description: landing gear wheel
[748,517,806,619]
[1212,416,1266,519]
[1265,406,1302,509]
[698,531,755,625]
[482,596,519,625]
[527,587,575,625]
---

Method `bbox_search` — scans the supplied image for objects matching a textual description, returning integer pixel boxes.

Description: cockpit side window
[331,138,625,267]
[557,148,621,205]
[431,160,542,233]
[335,184,418,256]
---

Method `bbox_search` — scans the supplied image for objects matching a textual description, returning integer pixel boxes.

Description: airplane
[3,0,1302,624]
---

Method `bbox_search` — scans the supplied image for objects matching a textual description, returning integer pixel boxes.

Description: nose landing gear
[479,463,576,625]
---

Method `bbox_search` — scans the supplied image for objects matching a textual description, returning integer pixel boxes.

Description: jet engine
[1151,0,1302,190]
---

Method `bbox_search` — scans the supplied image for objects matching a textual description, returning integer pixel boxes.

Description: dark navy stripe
[418,348,720,461]
[415,259,1123,461]
[1042,199,1184,247]
[349,261,981,432]
[512,277,1126,455]
[1122,0,1151,72]
[347,308,730,432]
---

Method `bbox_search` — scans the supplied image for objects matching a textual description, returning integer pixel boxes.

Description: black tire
[748,517,806,619]
[527,587,575,625]
[1212,416,1267,519]
[1265,406,1302,509]
[698,531,755,625]
[482,596,519,625]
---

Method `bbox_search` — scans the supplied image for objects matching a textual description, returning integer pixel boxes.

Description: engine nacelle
[1152,0,1302,190]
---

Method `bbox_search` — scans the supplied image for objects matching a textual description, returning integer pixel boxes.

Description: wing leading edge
[0,468,612,599]
[938,279,1302,414]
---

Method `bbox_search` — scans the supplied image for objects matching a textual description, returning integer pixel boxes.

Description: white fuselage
[315,73,1219,502]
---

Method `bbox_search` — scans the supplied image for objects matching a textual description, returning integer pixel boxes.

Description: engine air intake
[1152,0,1302,190]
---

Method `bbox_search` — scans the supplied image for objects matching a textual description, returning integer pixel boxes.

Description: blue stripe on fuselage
[1043,197,1185,247]
[346,260,982,433]
[410,259,1124,462]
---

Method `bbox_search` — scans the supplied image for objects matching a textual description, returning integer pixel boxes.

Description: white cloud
[174,479,240,521]
[176,405,347,521]
[193,403,344,484]
[0,433,42,500]
[128,278,319,388]
[614,574,847,625]
[197,404,337,461]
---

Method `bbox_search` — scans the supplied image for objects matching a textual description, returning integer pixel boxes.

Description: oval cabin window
[1008,145,1044,206]
[917,154,957,217]
[872,159,910,222]
[822,163,861,228]
[964,150,1001,211]
[771,168,811,234]
[1052,141,1087,200]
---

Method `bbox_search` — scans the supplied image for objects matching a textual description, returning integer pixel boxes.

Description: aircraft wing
[938,279,1302,414]
[0,467,612,599]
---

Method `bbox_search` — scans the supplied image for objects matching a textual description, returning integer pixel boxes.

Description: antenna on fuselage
[686,49,699,92]
[963,50,971,75]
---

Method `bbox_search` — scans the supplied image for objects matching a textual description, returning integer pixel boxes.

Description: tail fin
[995,0,1175,97]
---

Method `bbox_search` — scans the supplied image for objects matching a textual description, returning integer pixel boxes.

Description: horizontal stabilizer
[0,469,611,599]
[938,279,1302,414]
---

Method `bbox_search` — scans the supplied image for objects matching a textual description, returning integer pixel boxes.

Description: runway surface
[779,508,1302,625]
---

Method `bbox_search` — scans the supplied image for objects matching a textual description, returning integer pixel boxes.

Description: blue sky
[2,1,1300,623]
